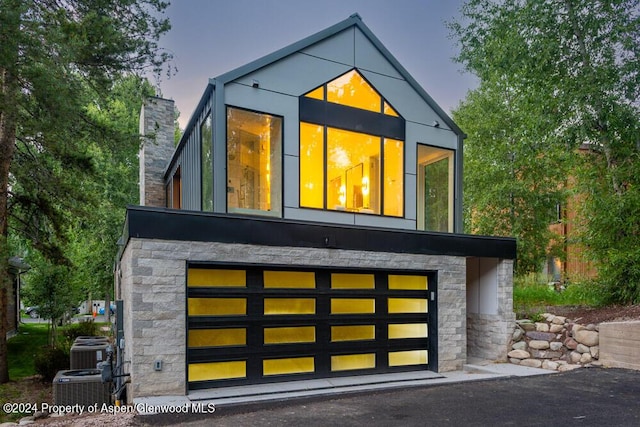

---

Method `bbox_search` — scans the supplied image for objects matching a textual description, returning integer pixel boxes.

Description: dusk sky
[158,0,477,129]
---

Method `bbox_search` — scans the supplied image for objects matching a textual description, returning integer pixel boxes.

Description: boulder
[549,324,564,333]
[558,363,581,372]
[529,340,550,350]
[535,322,550,332]
[590,346,599,359]
[513,328,524,342]
[580,353,593,364]
[576,344,590,354]
[526,331,556,341]
[570,351,582,364]
[549,341,564,351]
[508,349,530,359]
[564,337,578,350]
[552,316,566,325]
[574,330,599,346]
[512,341,527,351]
[530,349,563,359]
[542,360,559,370]
[520,358,543,368]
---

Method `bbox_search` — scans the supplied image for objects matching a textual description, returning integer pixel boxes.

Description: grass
[7,323,50,380]
[514,273,605,317]
[0,321,111,423]
[2,324,52,423]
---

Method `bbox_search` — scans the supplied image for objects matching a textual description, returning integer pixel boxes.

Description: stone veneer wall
[119,237,494,400]
[139,97,175,207]
[467,260,516,361]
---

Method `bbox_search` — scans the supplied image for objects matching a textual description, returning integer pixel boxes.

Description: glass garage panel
[388,275,428,290]
[388,323,428,339]
[388,298,428,314]
[388,350,428,367]
[331,273,375,289]
[264,298,316,315]
[263,357,315,376]
[331,353,376,371]
[331,325,375,342]
[188,328,247,347]
[188,298,247,316]
[264,270,316,288]
[188,269,246,287]
[331,298,375,314]
[188,361,246,381]
[264,326,316,344]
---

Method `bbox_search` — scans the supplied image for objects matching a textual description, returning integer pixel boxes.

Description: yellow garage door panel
[388,350,428,367]
[388,298,428,314]
[188,328,246,348]
[331,325,376,342]
[188,269,246,287]
[331,298,375,314]
[188,361,246,382]
[388,274,428,290]
[388,323,428,339]
[263,357,315,376]
[188,298,247,316]
[264,298,316,315]
[331,353,376,371]
[264,326,316,344]
[331,273,375,289]
[264,270,316,288]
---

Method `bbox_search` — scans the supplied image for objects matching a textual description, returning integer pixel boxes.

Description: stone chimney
[139,97,175,207]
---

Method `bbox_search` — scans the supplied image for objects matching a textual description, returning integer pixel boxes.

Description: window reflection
[417,145,453,232]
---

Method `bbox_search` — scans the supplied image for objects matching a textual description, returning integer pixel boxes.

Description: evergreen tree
[0,0,171,383]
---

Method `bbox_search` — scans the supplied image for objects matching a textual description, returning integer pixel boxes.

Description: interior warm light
[338,185,346,206]
[362,176,369,196]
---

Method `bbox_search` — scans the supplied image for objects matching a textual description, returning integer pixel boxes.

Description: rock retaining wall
[508,313,600,371]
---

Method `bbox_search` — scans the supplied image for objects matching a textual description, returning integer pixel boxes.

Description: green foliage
[33,346,69,383]
[61,320,100,344]
[7,324,49,380]
[450,1,640,300]
[513,274,606,316]
[453,80,570,274]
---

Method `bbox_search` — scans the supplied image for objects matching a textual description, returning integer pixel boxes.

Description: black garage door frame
[185,261,437,391]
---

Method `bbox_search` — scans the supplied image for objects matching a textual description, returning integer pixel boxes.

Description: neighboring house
[115,14,516,402]
[546,146,598,283]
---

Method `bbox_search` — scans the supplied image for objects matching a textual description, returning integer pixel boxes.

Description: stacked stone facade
[139,97,175,207]
[118,237,513,400]
[467,260,516,361]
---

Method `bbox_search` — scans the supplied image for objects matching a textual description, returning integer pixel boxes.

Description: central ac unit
[70,341,108,369]
[53,369,110,406]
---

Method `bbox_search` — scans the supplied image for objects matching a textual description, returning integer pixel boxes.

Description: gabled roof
[177,13,464,147]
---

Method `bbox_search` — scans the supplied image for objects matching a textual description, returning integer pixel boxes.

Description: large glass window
[227,107,282,216]
[201,113,213,211]
[417,145,454,232]
[299,69,404,217]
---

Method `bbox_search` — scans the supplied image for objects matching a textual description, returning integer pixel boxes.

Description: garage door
[186,264,436,390]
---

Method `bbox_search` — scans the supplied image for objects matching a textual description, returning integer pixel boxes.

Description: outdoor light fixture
[432,120,440,128]
[252,79,260,88]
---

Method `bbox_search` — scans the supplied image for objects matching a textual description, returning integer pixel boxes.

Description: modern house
[115,14,516,401]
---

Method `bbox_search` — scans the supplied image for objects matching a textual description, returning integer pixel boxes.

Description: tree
[450,0,640,301]
[453,79,570,274]
[21,256,80,346]
[0,0,171,383]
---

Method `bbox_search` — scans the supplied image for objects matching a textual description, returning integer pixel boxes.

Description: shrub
[62,320,99,342]
[34,346,69,382]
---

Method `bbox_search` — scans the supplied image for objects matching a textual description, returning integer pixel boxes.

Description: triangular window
[304,70,399,116]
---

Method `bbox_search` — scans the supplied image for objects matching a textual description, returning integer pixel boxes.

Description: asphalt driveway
[140,368,640,427]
